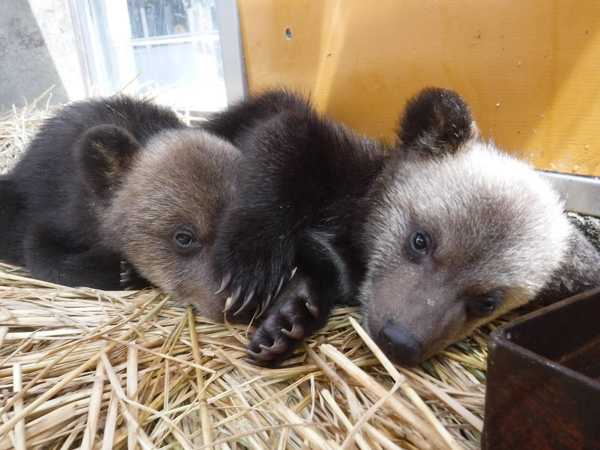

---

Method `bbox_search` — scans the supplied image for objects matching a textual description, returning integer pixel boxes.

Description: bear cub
[0,96,237,319]
[205,88,600,367]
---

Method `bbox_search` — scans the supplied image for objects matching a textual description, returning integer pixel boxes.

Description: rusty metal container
[482,287,600,449]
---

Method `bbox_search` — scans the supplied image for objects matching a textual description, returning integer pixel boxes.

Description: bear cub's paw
[245,275,320,368]
[216,241,295,318]
[119,261,149,290]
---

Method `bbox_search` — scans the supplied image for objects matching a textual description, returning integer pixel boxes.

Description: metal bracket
[539,171,600,217]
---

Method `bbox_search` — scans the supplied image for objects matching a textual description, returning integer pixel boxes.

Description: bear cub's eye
[412,232,427,250]
[409,231,431,255]
[173,227,200,251]
[466,290,504,318]
[175,232,194,246]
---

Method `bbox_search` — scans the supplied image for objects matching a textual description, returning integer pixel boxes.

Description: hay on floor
[0,93,501,449]
[0,263,496,449]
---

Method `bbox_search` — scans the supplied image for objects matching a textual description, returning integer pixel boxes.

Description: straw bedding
[0,92,522,449]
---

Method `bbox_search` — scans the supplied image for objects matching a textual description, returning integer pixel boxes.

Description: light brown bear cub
[0,97,236,318]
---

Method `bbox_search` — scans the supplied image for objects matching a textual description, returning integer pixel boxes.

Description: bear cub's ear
[77,124,142,200]
[397,87,477,158]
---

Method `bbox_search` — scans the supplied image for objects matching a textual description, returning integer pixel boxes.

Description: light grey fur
[359,138,600,361]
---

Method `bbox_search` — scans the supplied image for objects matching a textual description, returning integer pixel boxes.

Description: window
[70,0,246,112]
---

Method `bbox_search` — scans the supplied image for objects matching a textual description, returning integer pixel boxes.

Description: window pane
[80,0,227,111]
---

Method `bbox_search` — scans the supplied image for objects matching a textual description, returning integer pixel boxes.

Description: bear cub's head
[78,125,239,320]
[360,88,579,364]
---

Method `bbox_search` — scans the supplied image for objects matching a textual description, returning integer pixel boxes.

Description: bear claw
[233,288,256,316]
[281,323,304,340]
[255,293,274,320]
[215,273,231,295]
[119,261,148,290]
[221,270,293,319]
[305,302,320,317]
[274,275,286,299]
[246,349,274,361]
[259,339,287,354]
[224,285,242,312]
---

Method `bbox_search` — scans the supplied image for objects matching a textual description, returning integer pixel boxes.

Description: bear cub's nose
[379,320,423,365]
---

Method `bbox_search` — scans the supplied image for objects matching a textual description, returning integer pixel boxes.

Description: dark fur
[0,178,27,265]
[208,94,384,306]
[1,94,342,333]
[1,94,334,327]
[202,90,312,148]
[245,230,354,367]
[203,92,387,365]
[398,87,476,156]
[0,96,185,288]
[536,230,600,304]
[206,88,600,367]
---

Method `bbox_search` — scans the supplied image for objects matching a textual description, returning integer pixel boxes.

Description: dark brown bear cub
[0,96,236,319]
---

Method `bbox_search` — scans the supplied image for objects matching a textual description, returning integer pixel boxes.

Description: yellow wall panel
[238,0,600,176]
